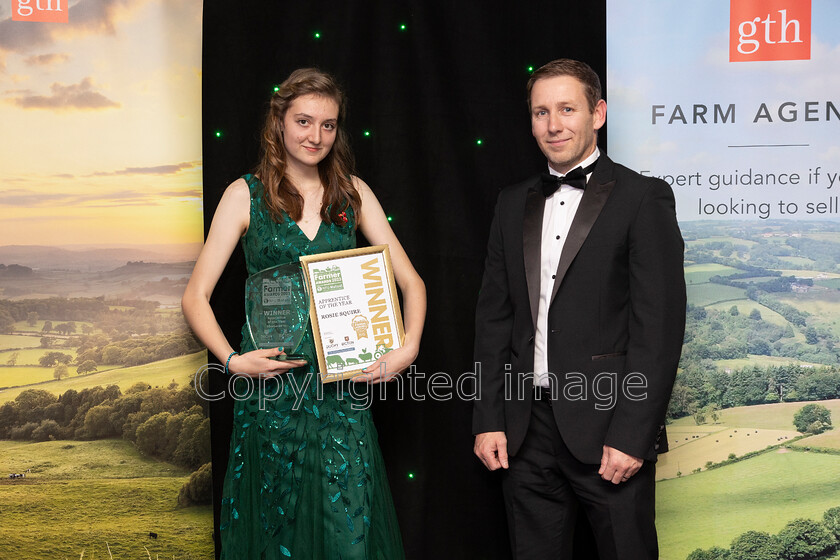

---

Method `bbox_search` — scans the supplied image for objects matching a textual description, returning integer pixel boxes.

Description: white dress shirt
[533,148,600,388]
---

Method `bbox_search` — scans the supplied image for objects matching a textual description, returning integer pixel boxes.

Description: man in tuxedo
[473,59,686,559]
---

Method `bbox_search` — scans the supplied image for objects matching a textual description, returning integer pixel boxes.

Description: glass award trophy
[244,262,311,360]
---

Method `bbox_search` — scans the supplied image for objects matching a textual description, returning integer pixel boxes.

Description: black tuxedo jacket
[473,155,686,464]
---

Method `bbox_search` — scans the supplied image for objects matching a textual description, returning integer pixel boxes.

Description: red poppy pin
[337,211,348,226]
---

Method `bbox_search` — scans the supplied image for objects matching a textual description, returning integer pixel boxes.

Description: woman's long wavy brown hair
[255,68,360,227]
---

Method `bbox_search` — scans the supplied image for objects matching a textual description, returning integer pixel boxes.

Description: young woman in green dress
[182,68,426,559]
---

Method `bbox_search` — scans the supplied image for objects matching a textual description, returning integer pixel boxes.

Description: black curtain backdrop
[203,1,606,558]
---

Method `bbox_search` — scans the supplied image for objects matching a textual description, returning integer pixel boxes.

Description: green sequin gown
[220,175,405,560]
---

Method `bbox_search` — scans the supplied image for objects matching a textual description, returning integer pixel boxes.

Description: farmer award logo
[312,265,344,293]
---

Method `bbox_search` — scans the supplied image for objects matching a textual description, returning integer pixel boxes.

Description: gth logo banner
[12,0,68,23]
[730,0,811,61]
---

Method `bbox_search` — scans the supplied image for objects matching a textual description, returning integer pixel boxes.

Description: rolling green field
[686,283,747,306]
[657,426,798,479]
[778,256,817,266]
[0,439,213,559]
[0,351,206,404]
[706,299,790,327]
[779,269,840,278]
[0,347,75,366]
[683,263,741,285]
[777,290,840,339]
[659,400,840,479]
[0,335,43,350]
[0,365,83,389]
[816,278,840,289]
[657,451,840,560]
[794,428,840,449]
[12,319,95,334]
[802,232,840,242]
[715,354,818,369]
[663,425,723,449]
[669,399,840,431]
[685,236,757,248]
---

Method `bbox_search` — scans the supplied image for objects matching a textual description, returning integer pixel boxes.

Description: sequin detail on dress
[219,174,404,560]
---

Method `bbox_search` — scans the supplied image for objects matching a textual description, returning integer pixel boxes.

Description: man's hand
[599,445,643,484]
[474,431,509,471]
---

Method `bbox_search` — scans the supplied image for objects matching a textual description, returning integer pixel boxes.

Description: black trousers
[501,397,658,560]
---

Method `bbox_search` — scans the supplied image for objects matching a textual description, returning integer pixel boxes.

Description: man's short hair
[527,59,602,113]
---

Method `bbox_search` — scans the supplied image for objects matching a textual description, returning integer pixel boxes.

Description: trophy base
[272,353,307,362]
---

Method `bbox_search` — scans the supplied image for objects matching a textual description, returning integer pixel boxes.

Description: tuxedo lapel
[549,161,616,304]
[523,183,545,330]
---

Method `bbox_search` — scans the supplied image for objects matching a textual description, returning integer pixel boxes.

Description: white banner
[609,2,840,560]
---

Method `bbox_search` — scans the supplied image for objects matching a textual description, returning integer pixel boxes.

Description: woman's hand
[228,348,306,377]
[352,345,417,384]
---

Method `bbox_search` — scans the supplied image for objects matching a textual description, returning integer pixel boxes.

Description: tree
[39,352,73,367]
[177,462,213,506]
[783,388,800,402]
[53,364,69,380]
[173,414,210,469]
[795,371,840,401]
[776,518,836,560]
[135,412,172,457]
[749,308,762,321]
[729,305,740,316]
[162,412,186,460]
[728,530,781,560]
[667,383,696,419]
[6,351,19,366]
[824,506,840,540]
[122,411,152,442]
[101,345,126,364]
[54,322,76,336]
[705,403,721,423]
[749,339,772,356]
[125,347,147,367]
[125,381,152,394]
[0,402,20,438]
[83,404,118,438]
[41,320,53,333]
[15,389,57,409]
[764,390,780,403]
[793,404,832,434]
[26,312,38,326]
[40,336,55,348]
[77,360,98,374]
[686,547,728,560]
[0,310,15,334]
[31,419,62,442]
[10,422,39,440]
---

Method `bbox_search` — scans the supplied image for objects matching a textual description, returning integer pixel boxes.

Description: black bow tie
[540,160,598,197]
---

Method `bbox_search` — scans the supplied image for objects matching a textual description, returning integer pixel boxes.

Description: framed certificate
[299,245,405,382]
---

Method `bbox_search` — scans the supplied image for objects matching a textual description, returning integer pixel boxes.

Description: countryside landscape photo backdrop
[608,1,840,558]
[1,0,839,559]
[0,0,212,557]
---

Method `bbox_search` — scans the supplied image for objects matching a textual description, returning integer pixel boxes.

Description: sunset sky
[0,0,203,247]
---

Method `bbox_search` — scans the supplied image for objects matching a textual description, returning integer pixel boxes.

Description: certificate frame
[299,245,405,383]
